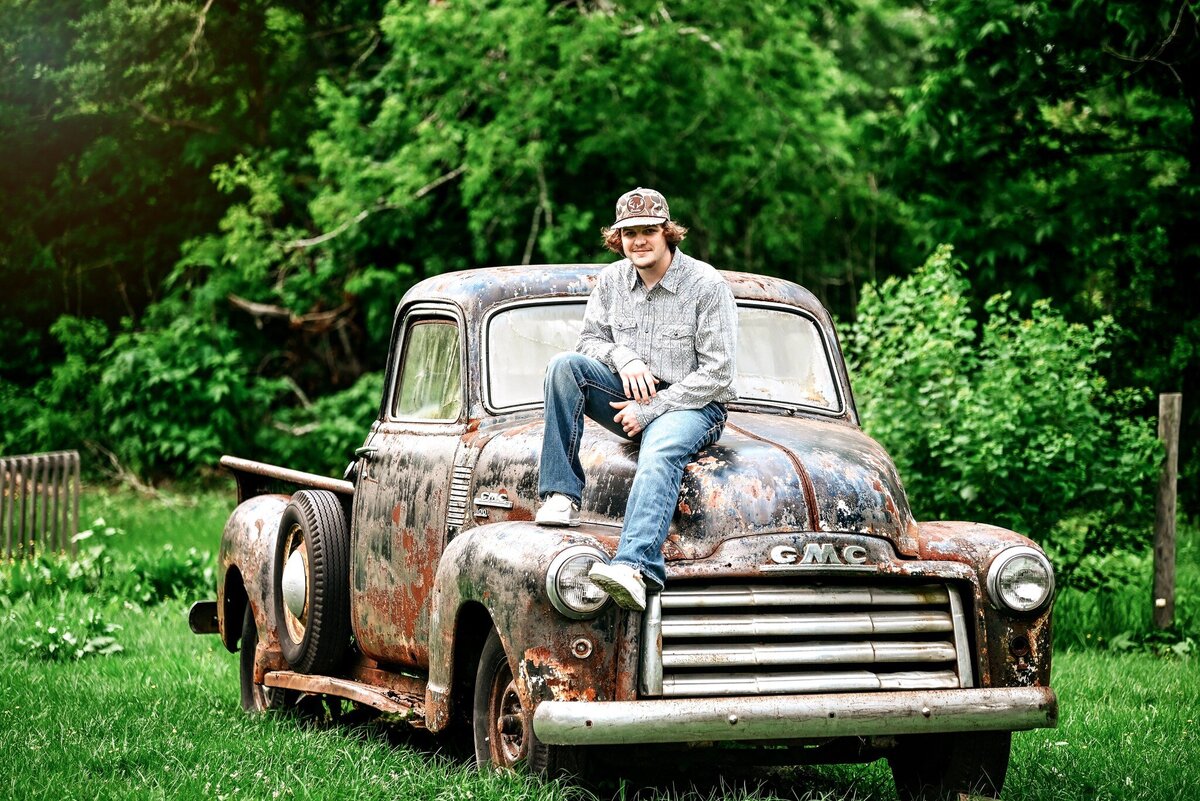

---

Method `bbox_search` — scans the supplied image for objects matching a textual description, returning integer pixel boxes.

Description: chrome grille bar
[663,640,957,668]
[662,669,961,697]
[642,578,975,699]
[662,584,949,609]
[662,610,954,638]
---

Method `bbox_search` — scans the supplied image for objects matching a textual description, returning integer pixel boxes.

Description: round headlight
[546,545,610,619]
[987,546,1055,613]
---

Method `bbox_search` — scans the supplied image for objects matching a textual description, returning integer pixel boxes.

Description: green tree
[850,246,1161,580]
[891,0,1200,507]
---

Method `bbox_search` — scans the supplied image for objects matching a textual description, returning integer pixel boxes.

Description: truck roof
[399,263,831,322]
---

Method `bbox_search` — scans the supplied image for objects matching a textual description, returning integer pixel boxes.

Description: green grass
[80,486,230,555]
[1,487,1197,800]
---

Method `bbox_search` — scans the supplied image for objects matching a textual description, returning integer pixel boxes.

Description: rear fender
[218,494,289,654]
[424,522,626,733]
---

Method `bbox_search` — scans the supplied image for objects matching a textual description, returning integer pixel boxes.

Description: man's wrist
[634,396,666,429]
[611,346,640,371]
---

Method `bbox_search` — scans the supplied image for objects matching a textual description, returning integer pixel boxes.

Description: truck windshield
[486,301,841,413]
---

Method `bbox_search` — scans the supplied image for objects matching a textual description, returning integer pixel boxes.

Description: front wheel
[472,628,587,777]
[888,730,1011,801]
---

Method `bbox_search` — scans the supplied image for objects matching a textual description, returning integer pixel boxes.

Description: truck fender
[218,493,289,653]
[424,521,624,733]
[914,521,1055,688]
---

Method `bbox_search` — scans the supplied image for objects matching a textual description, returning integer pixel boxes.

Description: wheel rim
[280,523,310,645]
[488,660,527,766]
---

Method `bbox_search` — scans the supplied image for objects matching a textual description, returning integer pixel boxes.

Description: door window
[393,320,462,420]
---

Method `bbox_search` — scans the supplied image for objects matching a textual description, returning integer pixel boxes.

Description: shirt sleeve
[576,270,640,371]
[634,280,738,428]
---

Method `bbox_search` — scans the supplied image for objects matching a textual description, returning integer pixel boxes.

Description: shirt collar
[624,248,688,293]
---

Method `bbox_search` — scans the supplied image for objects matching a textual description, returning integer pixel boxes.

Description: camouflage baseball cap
[611,187,670,229]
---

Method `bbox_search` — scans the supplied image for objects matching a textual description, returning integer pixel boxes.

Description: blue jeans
[538,352,727,590]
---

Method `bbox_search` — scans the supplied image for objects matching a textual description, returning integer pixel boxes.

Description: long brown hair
[600,221,689,255]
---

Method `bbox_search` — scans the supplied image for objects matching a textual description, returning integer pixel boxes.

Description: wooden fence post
[1153,392,1182,630]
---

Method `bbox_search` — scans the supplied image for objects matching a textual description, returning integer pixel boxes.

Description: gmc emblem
[770,543,869,566]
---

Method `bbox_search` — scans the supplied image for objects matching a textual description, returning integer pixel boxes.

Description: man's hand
[618,359,659,403]
[609,400,645,437]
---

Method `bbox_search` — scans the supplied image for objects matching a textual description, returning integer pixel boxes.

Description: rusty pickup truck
[191,264,1057,800]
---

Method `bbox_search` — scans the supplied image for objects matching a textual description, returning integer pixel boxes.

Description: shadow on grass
[285,699,886,801]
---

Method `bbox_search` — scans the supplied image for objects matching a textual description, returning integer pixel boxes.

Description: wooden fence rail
[0,450,81,560]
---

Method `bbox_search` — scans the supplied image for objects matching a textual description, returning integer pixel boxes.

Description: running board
[263,671,426,724]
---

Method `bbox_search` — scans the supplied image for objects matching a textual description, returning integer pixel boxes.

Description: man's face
[620,225,671,272]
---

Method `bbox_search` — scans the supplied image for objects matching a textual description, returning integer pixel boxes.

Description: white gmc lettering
[769,543,869,566]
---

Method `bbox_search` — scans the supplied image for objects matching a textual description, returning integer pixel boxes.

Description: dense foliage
[849,245,1161,580]
[1,1,1196,515]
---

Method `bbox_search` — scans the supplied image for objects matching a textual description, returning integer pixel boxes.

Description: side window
[393,320,462,420]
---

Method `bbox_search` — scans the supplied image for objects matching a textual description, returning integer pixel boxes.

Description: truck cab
[192,264,1057,800]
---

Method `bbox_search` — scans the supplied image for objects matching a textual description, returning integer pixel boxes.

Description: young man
[535,187,738,611]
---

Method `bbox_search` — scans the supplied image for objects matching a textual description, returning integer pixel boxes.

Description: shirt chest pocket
[661,324,697,357]
[613,317,638,346]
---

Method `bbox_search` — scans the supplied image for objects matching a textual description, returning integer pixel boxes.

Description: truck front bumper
[533,686,1057,746]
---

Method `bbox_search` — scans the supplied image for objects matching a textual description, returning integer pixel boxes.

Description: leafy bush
[98,315,285,477]
[1,316,109,457]
[267,371,384,476]
[10,598,123,662]
[117,545,216,606]
[0,518,215,608]
[848,245,1161,580]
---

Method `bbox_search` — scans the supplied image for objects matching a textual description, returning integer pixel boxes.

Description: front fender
[915,521,1055,689]
[218,493,289,653]
[424,522,626,732]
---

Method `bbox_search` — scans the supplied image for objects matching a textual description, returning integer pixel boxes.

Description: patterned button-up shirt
[576,248,738,427]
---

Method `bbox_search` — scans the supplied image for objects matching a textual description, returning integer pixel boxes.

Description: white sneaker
[535,493,580,527]
[588,562,647,612]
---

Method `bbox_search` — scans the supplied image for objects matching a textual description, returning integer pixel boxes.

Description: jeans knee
[545,352,582,392]
[547,352,589,381]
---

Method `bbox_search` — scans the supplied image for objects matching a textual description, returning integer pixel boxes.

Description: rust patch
[520,646,597,703]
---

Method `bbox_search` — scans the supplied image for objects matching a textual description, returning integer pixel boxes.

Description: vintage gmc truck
[191,264,1058,800]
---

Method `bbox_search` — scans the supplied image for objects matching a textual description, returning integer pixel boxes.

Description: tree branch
[180,0,216,82]
[283,165,467,250]
[127,98,219,134]
[227,294,353,332]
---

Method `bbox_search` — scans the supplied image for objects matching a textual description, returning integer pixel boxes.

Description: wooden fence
[0,450,80,559]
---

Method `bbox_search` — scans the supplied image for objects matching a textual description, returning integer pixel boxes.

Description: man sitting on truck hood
[535,187,738,611]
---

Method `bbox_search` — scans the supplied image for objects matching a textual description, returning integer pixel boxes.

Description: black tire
[272,489,351,674]
[239,605,295,713]
[472,628,587,777]
[888,730,1011,801]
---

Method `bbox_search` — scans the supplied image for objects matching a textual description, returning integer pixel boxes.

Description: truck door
[350,303,466,668]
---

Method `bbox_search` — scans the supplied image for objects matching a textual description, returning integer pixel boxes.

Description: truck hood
[470,411,920,561]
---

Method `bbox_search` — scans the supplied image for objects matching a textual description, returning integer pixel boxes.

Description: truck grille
[639,581,974,698]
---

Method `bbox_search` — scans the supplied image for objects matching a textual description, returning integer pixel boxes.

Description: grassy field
[0,487,1197,800]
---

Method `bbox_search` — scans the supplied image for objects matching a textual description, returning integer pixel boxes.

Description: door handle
[354,446,379,459]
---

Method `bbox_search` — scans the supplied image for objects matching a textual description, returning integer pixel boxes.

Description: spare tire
[272,489,351,674]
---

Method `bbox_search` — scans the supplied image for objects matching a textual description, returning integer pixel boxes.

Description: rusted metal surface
[264,670,425,720]
[221,455,353,505]
[915,521,1055,688]
[424,522,626,732]
[207,262,1057,760]
[351,420,461,668]
[465,411,917,562]
[218,493,289,653]
[0,450,80,559]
